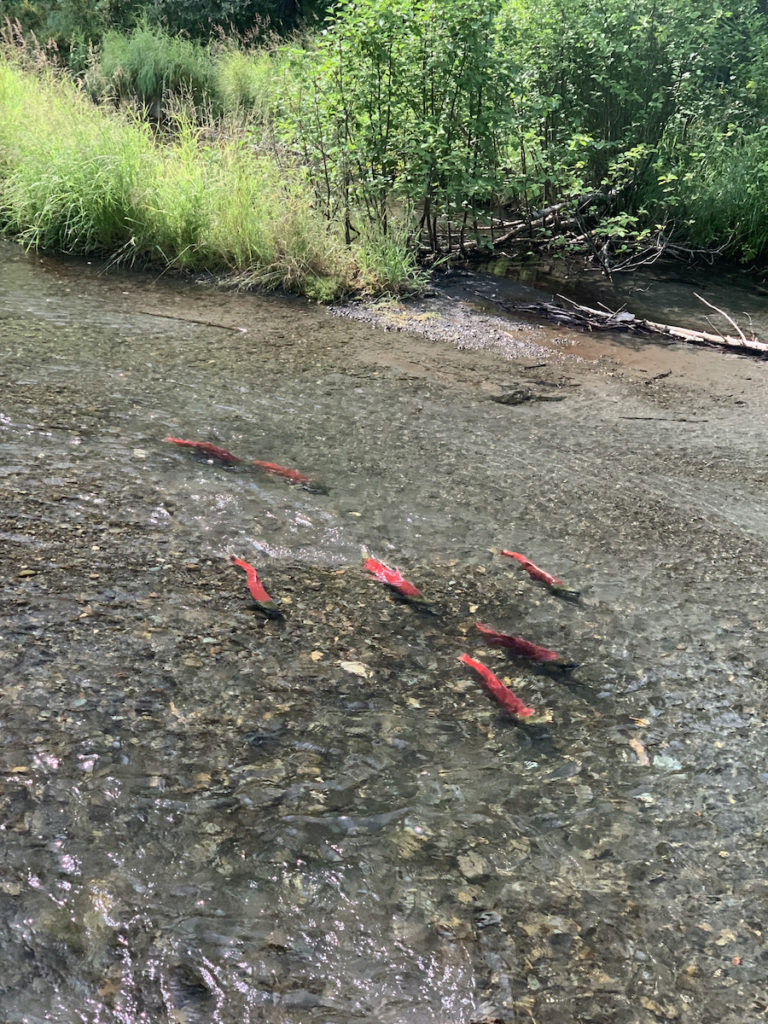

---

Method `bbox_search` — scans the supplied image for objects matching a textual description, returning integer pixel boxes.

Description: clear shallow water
[480,253,768,332]
[2,241,768,1023]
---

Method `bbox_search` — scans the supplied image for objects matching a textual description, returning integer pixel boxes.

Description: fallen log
[499,295,768,357]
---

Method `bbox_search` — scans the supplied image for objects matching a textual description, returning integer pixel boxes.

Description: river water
[2,239,768,1023]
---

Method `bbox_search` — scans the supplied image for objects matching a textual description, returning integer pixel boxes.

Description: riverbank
[0,58,422,300]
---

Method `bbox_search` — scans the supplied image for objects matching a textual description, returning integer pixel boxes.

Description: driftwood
[500,294,768,357]
[459,200,582,252]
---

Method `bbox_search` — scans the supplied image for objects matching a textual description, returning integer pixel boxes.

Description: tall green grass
[212,47,281,119]
[95,22,214,109]
[0,58,420,296]
[674,127,768,263]
[91,24,304,126]
[0,60,151,254]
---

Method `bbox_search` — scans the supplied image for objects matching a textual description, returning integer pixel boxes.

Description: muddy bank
[2,241,768,1023]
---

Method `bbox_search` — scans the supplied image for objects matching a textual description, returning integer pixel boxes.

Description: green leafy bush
[284,0,517,245]
[7,0,768,269]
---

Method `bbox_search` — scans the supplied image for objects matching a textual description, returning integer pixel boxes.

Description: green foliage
[490,0,768,261]
[652,1,768,261]
[671,126,768,261]
[96,21,214,107]
[212,46,270,111]
[7,0,768,270]
[211,43,299,123]
[497,0,691,213]
[0,57,413,296]
[84,24,301,125]
[285,0,517,243]
[353,213,427,293]
[2,0,145,61]
[0,60,146,251]
[1,0,330,53]
[281,0,768,262]
[149,0,288,38]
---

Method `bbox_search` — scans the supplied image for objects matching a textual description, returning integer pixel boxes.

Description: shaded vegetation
[1,0,327,49]
[3,0,768,293]
[97,21,214,111]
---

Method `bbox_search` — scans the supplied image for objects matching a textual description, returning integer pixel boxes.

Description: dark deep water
[2,240,768,1023]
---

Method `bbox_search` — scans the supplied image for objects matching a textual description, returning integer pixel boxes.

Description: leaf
[339,660,372,678]
[628,737,650,766]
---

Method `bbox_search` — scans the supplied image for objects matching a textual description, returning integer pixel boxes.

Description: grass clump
[212,47,281,119]
[672,127,768,263]
[96,22,214,111]
[93,26,304,128]
[0,58,417,297]
[0,61,150,253]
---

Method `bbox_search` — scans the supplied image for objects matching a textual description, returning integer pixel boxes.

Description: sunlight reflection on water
[2,241,768,1023]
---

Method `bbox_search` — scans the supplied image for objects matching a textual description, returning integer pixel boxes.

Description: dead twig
[499,295,768,357]
[694,292,748,344]
[136,309,247,333]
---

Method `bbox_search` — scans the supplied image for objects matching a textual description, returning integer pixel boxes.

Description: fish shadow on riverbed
[248,601,285,620]
[387,592,440,615]
[505,715,557,752]
[501,655,597,705]
[180,452,242,469]
[299,480,330,495]
[491,388,568,406]
[244,724,287,751]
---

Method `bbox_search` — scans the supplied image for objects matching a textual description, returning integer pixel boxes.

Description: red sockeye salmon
[363,556,429,604]
[165,438,241,465]
[230,555,281,617]
[500,550,580,599]
[459,653,534,719]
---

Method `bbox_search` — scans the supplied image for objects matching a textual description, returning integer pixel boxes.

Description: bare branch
[501,296,768,357]
[694,292,747,344]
